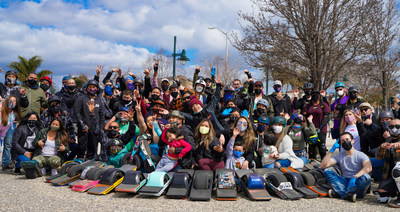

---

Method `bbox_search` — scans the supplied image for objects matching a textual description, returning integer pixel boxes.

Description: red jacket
[161,129,191,158]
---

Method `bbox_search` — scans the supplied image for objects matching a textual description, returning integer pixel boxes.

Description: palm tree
[8,55,53,81]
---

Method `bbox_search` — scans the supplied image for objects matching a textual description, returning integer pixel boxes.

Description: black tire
[283,173,295,186]
[194,173,209,189]
[25,169,38,179]
[60,162,79,174]
[300,172,316,186]
[110,171,124,184]
[309,170,326,184]
[131,154,143,170]
[86,167,102,180]
[267,173,287,187]
[122,152,133,165]
[143,155,160,173]
[67,165,85,177]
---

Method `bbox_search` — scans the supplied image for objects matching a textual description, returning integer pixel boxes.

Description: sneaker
[2,165,13,171]
[345,193,357,203]
[329,189,339,198]
[388,196,400,208]
[13,168,21,174]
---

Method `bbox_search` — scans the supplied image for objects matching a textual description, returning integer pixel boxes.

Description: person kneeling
[321,132,372,202]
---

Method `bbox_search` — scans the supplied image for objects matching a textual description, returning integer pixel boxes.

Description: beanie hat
[189,98,203,109]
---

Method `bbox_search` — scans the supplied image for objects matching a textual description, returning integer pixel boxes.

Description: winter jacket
[40,110,76,141]
[286,122,317,150]
[20,83,47,116]
[161,129,192,159]
[11,124,38,159]
[357,113,384,156]
[0,83,29,108]
[56,89,80,123]
[32,128,69,160]
[195,137,225,163]
[73,94,105,131]
[277,135,304,169]
[268,92,292,117]
[249,93,274,117]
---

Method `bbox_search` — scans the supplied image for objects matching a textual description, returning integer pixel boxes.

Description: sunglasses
[389,125,400,130]
[109,126,119,130]
[359,108,369,112]
[182,97,190,101]
[238,121,248,126]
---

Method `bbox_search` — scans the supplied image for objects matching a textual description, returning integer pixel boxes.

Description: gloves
[330,139,340,153]
[241,110,249,117]
[347,177,357,191]
[211,67,216,76]
[222,108,232,116]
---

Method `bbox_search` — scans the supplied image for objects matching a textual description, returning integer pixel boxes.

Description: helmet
[257,99,269,108]
[169,83,179,90]
[86,79,99,89]
[335,82,345,89]
[348,86,359,93]
[379,110,394,120]
[133,78,143,86]
[195,79,206,87]
[108,139,123,147]
[258,116,270,125]
[47,95,61,104]
[5,70,18,80]
[271,116,287,127]
[224,85,235,92]
[40,76,53,87]
[107,139,123,155]
[138,134,153,142]
[169,110,185,119]
[303,82,314,90]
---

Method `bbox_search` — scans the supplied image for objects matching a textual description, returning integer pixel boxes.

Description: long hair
[1,95,21,126]
[272,123,287,150]
[340,109,356,133]
[50,118,68,145]
[194,119,216,151]
[232,116,255,152]
[20,112,40,128]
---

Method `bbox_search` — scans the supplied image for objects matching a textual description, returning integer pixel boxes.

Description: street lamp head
[177,49,190,65]
[208,26,216,30]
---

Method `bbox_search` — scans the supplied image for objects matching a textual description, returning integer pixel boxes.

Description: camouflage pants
[32,155,61,168]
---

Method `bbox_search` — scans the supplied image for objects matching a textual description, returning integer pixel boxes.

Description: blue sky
[0,0,258,88]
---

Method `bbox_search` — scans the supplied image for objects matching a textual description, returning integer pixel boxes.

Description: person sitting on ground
[321,132,372,202]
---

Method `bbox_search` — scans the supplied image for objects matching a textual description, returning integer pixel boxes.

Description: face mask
[6,78,16,85]
[293,117,303,125]
[87,88,97,96]
[233,150,244,158]
[235,88,240,92]
[193,107,203,114]
[255,89,262,95]
[274,86,281,92]
[256,108,265,116]
[389,128,400,137]
[128,82,134,91]
[104,85,113,96]
[345,115,355,124]
[63,84,68,90]
[196,85,204,93]
[257,124,266,133]
[199,126,210,134]
[50,105,60,113]
[224,93,233,101]
[68,85,76,91]
[122,99,132,105]
[110,146,122,155]
[119,117,128,125]
[27,120,37,128]
[381,121,390,131]
[169,121,179,128]
[292,125,302,130]
[151,94,159,101]
[107,129,119,138]
[311,95,319,102]
[305,91,311,96]
[50,126,59,132]
[171,91,179,98]
[230,116,238,123]
[27,79,37,86]
[8,101,15,109]
[362,115,371,120]
[40,83,50,91]
[272,125,283,134]
[183,101,189,108]
[342,140,353,151]
[349,92,357,99]
[238,123,247,132]
[161,84,169,91]
[337,90,344,96]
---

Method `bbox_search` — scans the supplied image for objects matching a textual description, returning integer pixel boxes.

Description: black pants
[308,132,327,161]
[77,130,99,160]
[378,176,399,196]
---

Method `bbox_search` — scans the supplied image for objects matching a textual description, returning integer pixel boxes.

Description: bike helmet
[379,110,394,120]
[348,86,359,93]
[257,99,269,108]
[335,82,345,89]
[40,76,53,87]
[303,82,314,90]
[271,116,287,127]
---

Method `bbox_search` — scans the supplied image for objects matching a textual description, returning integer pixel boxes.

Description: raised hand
[307,115,313,123]
[233,127,240,137]
[320,90,326,97]
[86,100,95,114]
[19,88,26,96]
[354,108,362,123]
[96,65,102,76]
[216,75,222,84]
[117,68,122,77]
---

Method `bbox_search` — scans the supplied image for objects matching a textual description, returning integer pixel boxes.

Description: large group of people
[0,63,400,207]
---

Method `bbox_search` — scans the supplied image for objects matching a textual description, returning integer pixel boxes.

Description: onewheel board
[139,171,173,197]
[166,169,194,199]
[52,161,99,186]
[265,172,302,200]
[215,169,237,201]
[189,170,213,201]
[115,171,147,193]
[300,172,328,196]
[46,159,84,183]
[87,168,125,195]
[283,172,318,199]
[237,170,271,201]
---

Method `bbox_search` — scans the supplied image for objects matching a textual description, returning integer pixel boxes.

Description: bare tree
[232,0,375,90]
[200,55,245,86]
[363,0,400,109]
[142,48,174,78]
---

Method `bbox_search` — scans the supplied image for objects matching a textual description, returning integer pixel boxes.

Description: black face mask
[151,94,160,101]
[294,117,303,125]
[122,99,132,105]
[349,92,357,100]
[361,115,370,121]
[183,101,189,108]
[27,79,37,86]
[161,84,169,91]
[255,89,262,95]
[50,105,60,113]
[381,121,390,131]
[305,91,312,96]
[256,108,265,116]
[342,140,353,151]
[171,92,179,98]
[27,120,38,128]
[107,129,119,138]
[68,85,76,91]
[230,116,238,123]
[40,84,50,91]
[311,95,319,102]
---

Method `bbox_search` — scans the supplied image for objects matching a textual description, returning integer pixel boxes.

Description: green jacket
[21,83,47,116]
[32,128,69,160]
[107,138,136,168]
[286,122,317,149]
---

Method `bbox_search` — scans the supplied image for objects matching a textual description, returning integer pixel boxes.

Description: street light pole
[173,36,177,79]
[172,36,190,79]
[209,26,228,76]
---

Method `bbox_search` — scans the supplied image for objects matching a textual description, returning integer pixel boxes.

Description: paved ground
[0,134,397,211]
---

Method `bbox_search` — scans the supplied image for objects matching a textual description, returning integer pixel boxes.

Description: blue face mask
[235,88,240,92]
[274,86,281,93]
[224,93,233,101]
[292,125,302,130]
[128,82,134,91]
[104,85,113,96]
[233,150,244,158]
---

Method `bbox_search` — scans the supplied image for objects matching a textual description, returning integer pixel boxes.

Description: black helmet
[348,86,359,93]
[5,70,18,80]
[47,95,61,104]
[86,79,99,89]
[303,82,314,90]
[133,78,143,86]
[379,110,394,120]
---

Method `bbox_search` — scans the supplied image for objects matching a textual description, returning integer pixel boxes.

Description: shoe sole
[388,202,400,208]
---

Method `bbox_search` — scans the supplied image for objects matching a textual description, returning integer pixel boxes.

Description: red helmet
[40,76,52,87]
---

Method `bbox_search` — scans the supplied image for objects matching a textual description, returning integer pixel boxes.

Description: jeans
[155,155,178,172]
[324,168,371,199]
[2,123,16,166]
[263,163,275,168]
[370,157,384,181]
[276,159,291,167]
[293,149,308,165]
[16,155,31,169]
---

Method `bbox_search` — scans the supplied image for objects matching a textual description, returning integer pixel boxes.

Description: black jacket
[268,92,293,117]
[11,124,39,159]
[0,83,29,108]
[357,113,385,156]
[74,94,105,132]
[195,137,225,163]
[56,89,81,123]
